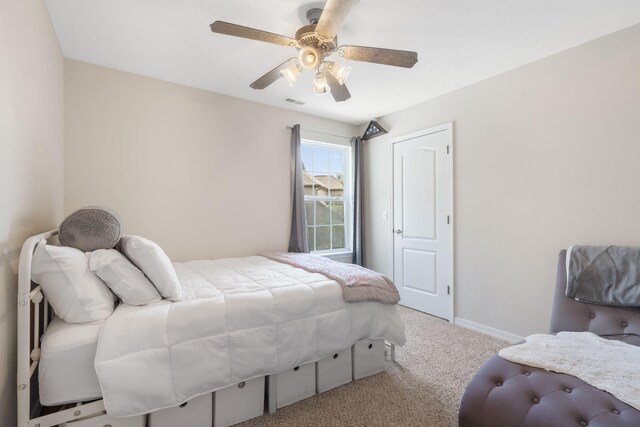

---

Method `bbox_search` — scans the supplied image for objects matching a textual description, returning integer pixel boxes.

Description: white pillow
[89,249,162,306]
[31,240,115,323]
[118,235,182,301]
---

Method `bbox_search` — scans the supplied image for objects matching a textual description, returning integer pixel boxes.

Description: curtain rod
[286,125,353,140]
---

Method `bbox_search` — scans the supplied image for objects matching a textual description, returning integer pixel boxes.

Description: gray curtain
[352,136,364,265]
[288,124,309,253]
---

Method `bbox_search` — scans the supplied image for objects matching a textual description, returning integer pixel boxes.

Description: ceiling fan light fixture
[210,0,418,102]
[313,72,330,96]
[328,62,351,85]
[280,63,302,87]
[299,46,322,70]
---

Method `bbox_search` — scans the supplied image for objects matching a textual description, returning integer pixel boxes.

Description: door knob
[393,229,403,234]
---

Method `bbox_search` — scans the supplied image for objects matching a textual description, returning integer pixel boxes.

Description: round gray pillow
[59,206,123,252]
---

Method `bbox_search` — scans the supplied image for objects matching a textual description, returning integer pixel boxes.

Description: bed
[18,230,405,427]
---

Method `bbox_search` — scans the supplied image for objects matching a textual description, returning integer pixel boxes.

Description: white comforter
[95,256,406,417]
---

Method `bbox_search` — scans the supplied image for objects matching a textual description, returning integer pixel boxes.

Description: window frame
[301,138,353,256]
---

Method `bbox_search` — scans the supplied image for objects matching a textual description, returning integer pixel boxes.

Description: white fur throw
[499,332,640,411]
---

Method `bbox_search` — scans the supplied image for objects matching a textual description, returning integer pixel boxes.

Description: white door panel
[402,148,437,239]
[402,249,437,294]
[392,125,452,320]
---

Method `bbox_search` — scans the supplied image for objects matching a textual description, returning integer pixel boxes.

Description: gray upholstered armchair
[459,250,640,427]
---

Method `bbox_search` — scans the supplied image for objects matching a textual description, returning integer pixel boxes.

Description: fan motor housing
[295,24,337,52]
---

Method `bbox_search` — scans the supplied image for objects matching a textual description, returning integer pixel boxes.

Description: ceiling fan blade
[339,45,418,68]
[250,58,298,90]
[210,21,296,48]
[323,70,351,102]
[315,0,360,39]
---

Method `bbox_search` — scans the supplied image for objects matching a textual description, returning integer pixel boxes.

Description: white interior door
[392,124,452,320]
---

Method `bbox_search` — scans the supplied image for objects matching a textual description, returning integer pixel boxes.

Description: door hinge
[447,215,450,224]
[446,145,450,154]
[447,285,451,295]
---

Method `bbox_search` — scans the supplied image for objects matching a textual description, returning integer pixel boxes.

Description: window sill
[315,251,353,262]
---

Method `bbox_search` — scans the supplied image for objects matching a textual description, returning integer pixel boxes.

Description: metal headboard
[17,230,105,427]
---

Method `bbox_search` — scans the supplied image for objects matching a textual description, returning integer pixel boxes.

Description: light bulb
[299,46,321,70]
[280,63,302,87]
[313,72,330,96]
[329,62,352,85]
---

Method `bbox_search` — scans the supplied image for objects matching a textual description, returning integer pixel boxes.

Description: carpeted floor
[241,306,508,426]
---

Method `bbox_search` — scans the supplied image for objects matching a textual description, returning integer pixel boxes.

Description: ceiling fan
[210,0,418,102]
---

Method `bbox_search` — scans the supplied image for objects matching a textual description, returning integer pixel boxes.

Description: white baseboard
[454,317,523,344]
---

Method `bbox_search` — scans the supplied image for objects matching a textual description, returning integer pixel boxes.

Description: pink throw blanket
[263,252,400,304]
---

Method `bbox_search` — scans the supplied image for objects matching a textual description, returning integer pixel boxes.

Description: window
[301,140,352,254]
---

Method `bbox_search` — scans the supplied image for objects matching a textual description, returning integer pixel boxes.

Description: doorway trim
[389,122,455,322]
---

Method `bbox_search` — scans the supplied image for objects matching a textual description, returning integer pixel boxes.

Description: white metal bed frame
[17,229,397,427]
[17,229,106,427]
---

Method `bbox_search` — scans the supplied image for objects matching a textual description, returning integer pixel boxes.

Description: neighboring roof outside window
[303,170,344,192]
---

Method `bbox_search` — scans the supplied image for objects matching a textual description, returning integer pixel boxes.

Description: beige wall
[0,1,64,425]
[364,24,640,338]
[64,60,358,261]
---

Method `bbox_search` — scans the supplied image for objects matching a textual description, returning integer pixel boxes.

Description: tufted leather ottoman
[459,251,640,427]
[459,355,640,427]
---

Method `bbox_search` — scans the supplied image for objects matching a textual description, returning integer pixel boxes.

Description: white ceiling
[45,0,640,124]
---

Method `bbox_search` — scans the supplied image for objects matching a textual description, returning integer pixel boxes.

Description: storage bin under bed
[352,338,387,379]
[214,376,265,427]
[271,362,316,409]
[148,393,212,427]
[316,348,353,393]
